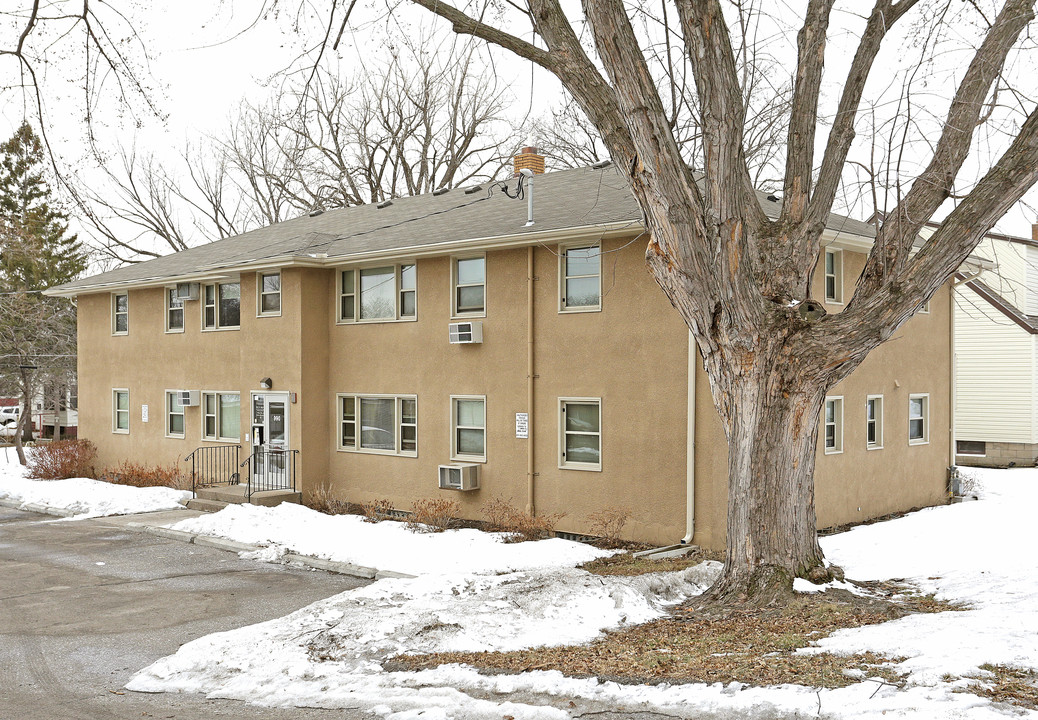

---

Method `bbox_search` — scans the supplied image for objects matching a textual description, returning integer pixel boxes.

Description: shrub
[307,484,354,515]
[481,497,565,543]
[25,439,97,480]
[100,460,185,489]
[587,506,632,548]
[362,498,395,523]
[405,497,460,533]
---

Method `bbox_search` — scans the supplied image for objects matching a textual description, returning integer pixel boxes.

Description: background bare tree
[383,0,1038,605]
[75,37,518,263]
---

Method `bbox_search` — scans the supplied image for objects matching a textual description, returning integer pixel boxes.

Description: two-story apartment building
[48,155,955,547]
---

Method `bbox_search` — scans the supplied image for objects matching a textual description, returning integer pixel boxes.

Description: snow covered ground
[3,449,1037,718]
[0,448,190,518]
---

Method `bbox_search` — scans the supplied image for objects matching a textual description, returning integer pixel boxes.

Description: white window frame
[112,292,128,335]
[257,271,282,317]
[113,389,129,434]
[866,395,884,450]
[166,390,185,439]
[451,255,486,319]
[559,243,602,313]
[337,264,418,323]
[823,396,843,454]
[201,391,241,442]
[559,397,602,471]
[824,249,843,304]
[202,281,241,331]
[450,395,487,463]
[165,288,185,333]
[336,393,417,457]
[909,393,929,445]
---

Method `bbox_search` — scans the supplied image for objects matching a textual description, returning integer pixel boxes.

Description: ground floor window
[451,396,486,462]
[559,398,601,470]
[113,389,129,433]
[166,391,185,438]
[824,397,843,453]
[337,394,417,456]
[203,392,240,441]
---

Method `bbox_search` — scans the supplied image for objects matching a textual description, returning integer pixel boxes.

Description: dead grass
[99,460,185,489]
[580,548,725,576]
[362,498,395,523]
[406,498,460,533]
[481,497,565,542]
[389,588,962,689]
[960,665,1038,710]
[307,485,354,516]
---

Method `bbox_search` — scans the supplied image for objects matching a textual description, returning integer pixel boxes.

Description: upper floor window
[824,396,843,454]
[824,249,842,304]
[909,394,929,445]
[560,244,601,311]
[339,265,416,323]
[113,389,129,433]
[866,395,884,450]
[337,393,417,456]
[560,398,602,470]
[166,289,184,332]
[112,293,128,335]
[258,272,281,316]
[453,256,486,317]
[203,282,240,330]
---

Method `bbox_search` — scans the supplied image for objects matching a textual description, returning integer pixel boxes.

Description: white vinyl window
[824,397,843,454]
[112,292,128,335]
[257,272,281,316]
[824,249,842,304]
[451,395,486,462]
[560,244,601,311]
[337,394,417,456]
[560,398,602,470]
[909,394,929,445]
[203,282,241,330]
[113,389,129,433]
[202,392,241,441]
[339,265,417,322]
[166,390,185,438]
[452,256,486,317]
[166,288,184,332]
[866,395,883,450]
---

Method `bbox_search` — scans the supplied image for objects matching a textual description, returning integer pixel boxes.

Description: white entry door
[251,392,290,489]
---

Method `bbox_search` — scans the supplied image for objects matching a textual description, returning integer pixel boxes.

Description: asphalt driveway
[0,506,370,720]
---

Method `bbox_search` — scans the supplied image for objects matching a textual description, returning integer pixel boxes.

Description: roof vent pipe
[519,168,534,227]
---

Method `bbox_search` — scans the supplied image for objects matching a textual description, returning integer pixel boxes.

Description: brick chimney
[513,146,545,176]
[1033,222,1038,242]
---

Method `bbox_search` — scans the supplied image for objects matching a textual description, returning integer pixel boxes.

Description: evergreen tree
[0,122,87,289]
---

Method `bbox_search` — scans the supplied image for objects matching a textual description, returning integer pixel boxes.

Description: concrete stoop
[187,483,302,513]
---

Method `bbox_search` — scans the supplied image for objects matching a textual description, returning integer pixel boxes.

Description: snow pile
[0,453,190,518]
[169,501,611,576]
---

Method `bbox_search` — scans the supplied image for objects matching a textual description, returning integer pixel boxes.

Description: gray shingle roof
[51,164,877,295]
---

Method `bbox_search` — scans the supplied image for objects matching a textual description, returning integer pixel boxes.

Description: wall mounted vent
[438,463,480,491]
[448,321,483,344]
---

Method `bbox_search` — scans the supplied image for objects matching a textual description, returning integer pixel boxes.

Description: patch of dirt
[580,548,725,577]
[389,589,957,688]
[959,665,1038,710]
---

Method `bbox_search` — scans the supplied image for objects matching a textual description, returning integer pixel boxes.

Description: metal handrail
[185,444,241,496]
[239,447,298,501]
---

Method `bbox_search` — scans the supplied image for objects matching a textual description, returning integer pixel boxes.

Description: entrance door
[251,392,290,491]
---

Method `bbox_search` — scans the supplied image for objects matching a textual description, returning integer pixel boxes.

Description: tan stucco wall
[76,240,950,549]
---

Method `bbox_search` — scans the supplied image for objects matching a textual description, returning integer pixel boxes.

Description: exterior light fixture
[259,378,272,390]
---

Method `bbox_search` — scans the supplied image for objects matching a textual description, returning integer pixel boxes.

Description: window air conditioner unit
[175,282,199,300]
[448,321,483,344]
[178,390,200,407]
[438,463,480,491]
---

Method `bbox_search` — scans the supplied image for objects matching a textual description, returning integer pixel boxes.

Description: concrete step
[195,485,248,504]
[186,498,230,513]
[191,485,302,511]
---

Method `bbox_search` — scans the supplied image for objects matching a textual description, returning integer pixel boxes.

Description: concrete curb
[192,535,260,553]
[283,553,381,579]
[0,498,75,517]
[135,525,197,543]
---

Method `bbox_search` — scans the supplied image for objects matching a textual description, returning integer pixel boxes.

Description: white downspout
[682,330,696,544]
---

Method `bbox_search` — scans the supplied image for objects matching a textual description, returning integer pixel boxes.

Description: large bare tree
[374,0,1038,604]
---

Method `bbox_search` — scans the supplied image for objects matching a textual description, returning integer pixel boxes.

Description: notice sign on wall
[141,404,149,422]
[515,412,529,439]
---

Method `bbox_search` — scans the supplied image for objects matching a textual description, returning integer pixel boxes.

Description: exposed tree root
[685,562,847,616]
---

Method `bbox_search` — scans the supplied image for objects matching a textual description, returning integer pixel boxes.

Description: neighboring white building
[953,223,1038,467]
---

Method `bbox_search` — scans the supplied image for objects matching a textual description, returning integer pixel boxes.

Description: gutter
[682,331,696,544]
[526,246,536,516]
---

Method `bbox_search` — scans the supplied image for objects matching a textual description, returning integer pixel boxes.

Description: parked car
[0,406,20,426]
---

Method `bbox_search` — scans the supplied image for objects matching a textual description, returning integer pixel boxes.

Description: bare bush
[307,484,354,515]
[25,439,97,480]
[587,506,632,548]
[100,460,184,489]
[405,497,461,533]
[481,498,565,543]
[362,498,395,523]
